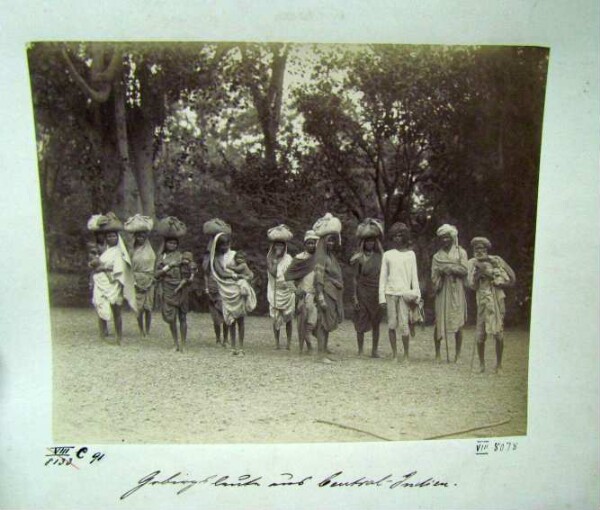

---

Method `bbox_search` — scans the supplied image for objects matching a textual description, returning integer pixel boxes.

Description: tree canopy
[28,42,548,324]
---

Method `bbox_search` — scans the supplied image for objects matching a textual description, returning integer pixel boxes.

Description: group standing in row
[86,212,515,372]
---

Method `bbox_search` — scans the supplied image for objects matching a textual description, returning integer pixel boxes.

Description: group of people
[86,212,515,373]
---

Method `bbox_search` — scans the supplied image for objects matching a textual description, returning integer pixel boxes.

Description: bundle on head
[203,218,232,236]
[267,224,293,242]
[124,214,154,233]
[97,212,123,232]
[156,216,187,238]
[356,218,384,239]
[312,212,342,237]
[87,214,109,232]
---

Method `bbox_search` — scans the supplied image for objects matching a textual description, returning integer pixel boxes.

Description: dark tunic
[156,251,196,323]
[351,251,383,333]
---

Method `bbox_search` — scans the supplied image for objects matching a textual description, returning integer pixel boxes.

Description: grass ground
[51,307,529,444]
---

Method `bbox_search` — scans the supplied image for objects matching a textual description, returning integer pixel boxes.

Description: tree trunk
[130,122,157,218]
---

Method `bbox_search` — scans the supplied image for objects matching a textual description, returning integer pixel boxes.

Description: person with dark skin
[431,224,468,362]
[91,231,126,343]
[267,241,295,350]
[155,238,197,352]
[131,230,156,337]
[378,223,420,362]
[351,235,384,357]
[467,237,516,374]
[284,230,320,354]
[314,233,344,363]
[211,234,249,356]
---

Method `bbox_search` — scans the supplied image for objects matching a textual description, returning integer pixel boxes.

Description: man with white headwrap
[431,224,468,362]
[467,236,516,373]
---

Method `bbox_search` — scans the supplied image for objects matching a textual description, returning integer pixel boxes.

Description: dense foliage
[28,43,547,325]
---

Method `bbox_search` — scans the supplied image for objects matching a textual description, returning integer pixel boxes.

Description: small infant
[226,251,254,297]
[87,242,101,269]
[475,256,510,286]
[226,251,254,281]
[173,251,197,293]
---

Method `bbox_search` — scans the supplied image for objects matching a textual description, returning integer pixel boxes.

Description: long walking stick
[470,334,477,372]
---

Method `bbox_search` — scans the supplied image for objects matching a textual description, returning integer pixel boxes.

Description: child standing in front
[379,222,421,362]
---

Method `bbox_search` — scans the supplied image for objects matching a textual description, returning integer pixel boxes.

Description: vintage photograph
[27,42,548,444]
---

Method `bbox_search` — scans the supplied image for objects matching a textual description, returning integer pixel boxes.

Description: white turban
[304,229,319,242]
[436,224,458,239]
[437,224,460,259]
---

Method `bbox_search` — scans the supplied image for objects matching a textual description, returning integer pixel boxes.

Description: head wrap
[471,236,492,249]
[437,224,460,258]
[304,230,319,242]
[436,224,458,239]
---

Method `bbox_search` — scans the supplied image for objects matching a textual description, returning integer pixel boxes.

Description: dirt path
[52,308,529,444]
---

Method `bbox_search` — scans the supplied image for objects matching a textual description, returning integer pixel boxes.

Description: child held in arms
[226,250,255,297]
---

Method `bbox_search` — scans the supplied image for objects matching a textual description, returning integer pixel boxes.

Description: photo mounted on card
[27,42,548,444]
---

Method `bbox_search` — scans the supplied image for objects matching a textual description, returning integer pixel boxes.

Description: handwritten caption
[120,470,456,499]
[45,446,105,469]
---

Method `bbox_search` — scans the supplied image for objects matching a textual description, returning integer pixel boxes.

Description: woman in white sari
[209,232,257,355]
[90,214,137,344]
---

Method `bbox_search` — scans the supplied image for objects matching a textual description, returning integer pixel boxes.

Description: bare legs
[137,310,152,337]
[433,326,463,362]
[356,322,381,358]
[230,318,245,355]
[494,333,504,373]
[111,304,122,344]
[214,322,229,346]
[476,332,503,373]
[167,310,187,352]
[357,332,365,355]
[388,329,409,362]
[273,320,293,350]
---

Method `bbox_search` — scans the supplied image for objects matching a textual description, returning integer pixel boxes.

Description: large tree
[29,42,231,219]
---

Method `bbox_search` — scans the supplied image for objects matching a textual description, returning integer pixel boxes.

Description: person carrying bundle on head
[125,214,156,338]
[312,213,344,364]
[155,216,195,353]
[205,218,256,356]
[351,218,385,358]
[266,224,296,351]
[87,212,137,344]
